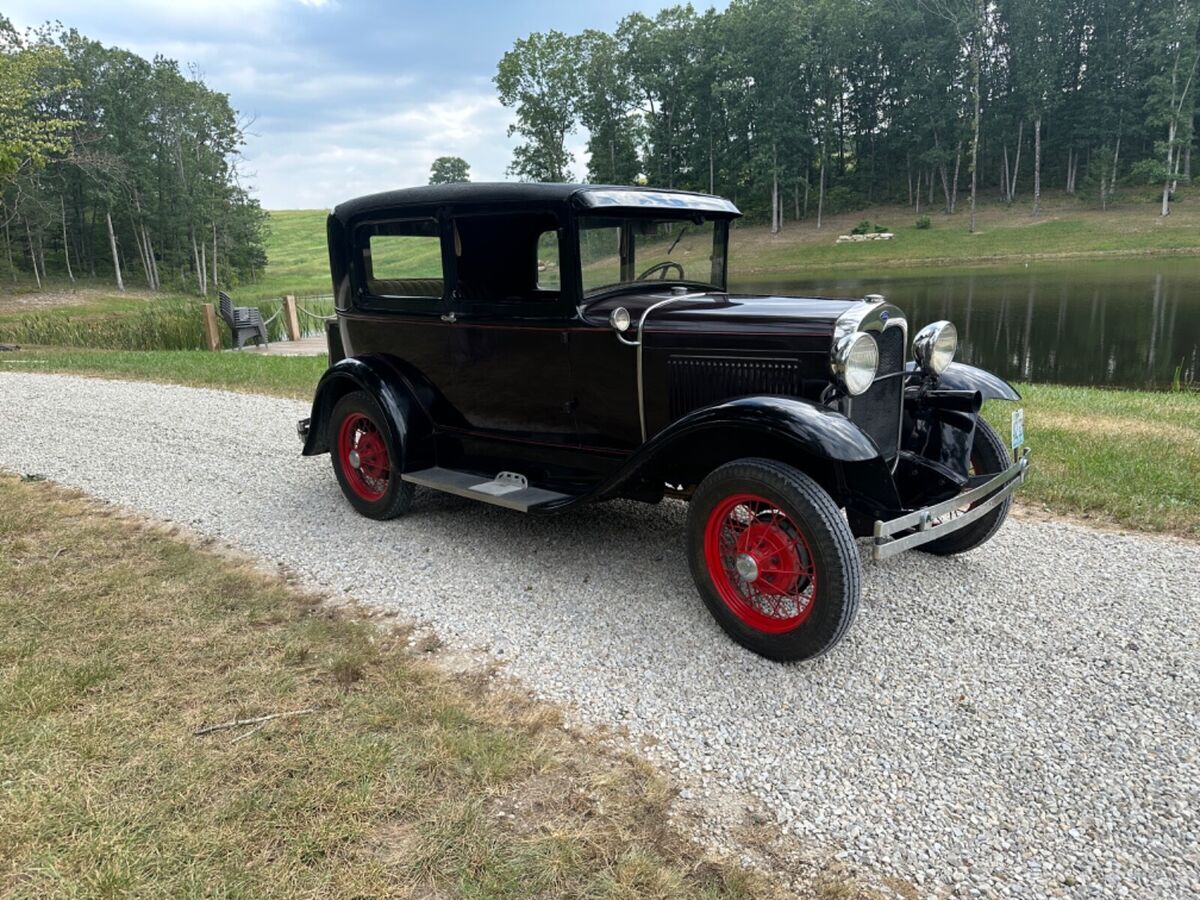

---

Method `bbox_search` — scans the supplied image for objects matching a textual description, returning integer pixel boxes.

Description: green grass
[0,294,334,351]
[983,384,1200,538]
[0,475,772,898]
[728,189,1200,276]
[251,192,1200,298]
[1,348,328,399]
[6,348,1198,538]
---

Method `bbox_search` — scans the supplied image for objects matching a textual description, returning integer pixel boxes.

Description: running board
[400,467,570,512]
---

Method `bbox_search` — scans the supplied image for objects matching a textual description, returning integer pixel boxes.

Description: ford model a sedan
[298,183,1029,661]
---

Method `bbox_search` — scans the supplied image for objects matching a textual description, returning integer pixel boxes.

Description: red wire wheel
[336,411,390,502]
[703,493,819,634]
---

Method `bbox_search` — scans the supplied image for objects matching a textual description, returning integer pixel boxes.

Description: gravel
[3,372,1198,898]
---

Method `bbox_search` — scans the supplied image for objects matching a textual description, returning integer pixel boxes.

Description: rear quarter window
[359,219,444,300]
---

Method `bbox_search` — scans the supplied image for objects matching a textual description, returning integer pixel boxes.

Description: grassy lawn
[728,189,1200,276]
[982,385,1200,538]
[5,347,1198,539]
[1,347,327,400]
[0,474,773,898]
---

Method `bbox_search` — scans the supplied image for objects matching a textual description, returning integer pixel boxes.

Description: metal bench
[218,291,269,350]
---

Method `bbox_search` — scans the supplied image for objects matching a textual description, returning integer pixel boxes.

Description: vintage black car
[298,183,1029,661]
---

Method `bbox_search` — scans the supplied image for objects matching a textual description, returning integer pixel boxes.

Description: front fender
[301,356,434,471]
[906,361,1021,401]
[554,395,898,513]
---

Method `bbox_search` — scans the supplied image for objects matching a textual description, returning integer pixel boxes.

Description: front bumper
[872,448,1030,560]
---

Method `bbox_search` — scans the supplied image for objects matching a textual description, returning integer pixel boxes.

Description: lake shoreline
[731,243,1200,278]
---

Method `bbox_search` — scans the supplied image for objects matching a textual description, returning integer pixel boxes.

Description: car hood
[618,291,864,336]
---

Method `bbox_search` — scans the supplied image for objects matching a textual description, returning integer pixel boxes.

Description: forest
[0,17,266,294]
[496,0,1200,230]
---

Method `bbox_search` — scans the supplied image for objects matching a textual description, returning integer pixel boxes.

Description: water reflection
[733,258,1200,389]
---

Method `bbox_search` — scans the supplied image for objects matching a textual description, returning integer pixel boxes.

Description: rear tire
[329,391,414,520]
[920,418,1012,556]
[687,458,861,662]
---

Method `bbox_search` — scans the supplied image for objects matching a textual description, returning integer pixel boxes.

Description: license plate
[1011,408,1025,450]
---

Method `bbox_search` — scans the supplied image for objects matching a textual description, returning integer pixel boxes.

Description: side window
[453,212,562,306]
[360,219,444,301]
[578,220,622,295]
[536,230,560,291]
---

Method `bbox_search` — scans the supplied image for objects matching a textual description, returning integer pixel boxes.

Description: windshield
[578,214,728,298]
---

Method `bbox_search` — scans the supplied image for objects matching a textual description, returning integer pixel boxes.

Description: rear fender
[301,356,434,472]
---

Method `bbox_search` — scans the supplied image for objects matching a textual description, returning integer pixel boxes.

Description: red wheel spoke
[338,412,390,502]
[703,492,818,634]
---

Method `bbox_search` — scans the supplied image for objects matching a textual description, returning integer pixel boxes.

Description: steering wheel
[637,261,684,281]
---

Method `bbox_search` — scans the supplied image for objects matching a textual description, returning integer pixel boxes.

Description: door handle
[440,311,457,323]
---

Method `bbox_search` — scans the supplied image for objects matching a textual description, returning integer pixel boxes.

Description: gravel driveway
[3,372,1197,898]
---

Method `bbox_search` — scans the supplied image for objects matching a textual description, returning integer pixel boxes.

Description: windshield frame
[574,211,731,302]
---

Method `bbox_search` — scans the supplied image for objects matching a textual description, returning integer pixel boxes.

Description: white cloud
[243,88,519,208]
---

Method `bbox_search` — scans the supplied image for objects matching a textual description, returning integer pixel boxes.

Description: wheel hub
[735,519,803,596]
[735,553,760,582]
[348,449,361,469]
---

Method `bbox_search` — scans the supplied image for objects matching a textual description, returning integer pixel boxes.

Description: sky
[5,0,722,210]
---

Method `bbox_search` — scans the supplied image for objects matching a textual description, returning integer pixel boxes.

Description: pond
[732,258,1200,390]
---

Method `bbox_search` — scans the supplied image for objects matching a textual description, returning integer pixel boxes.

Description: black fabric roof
[331,182,735,222]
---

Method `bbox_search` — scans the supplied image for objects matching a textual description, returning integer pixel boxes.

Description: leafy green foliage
[496,0,1200,226]
[915,215,932,229]
[1,23,267,295]
[428,155,470,184]
[494,31,582,182]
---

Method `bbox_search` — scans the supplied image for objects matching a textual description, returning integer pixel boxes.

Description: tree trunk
[106,212,124,292]
[1110,133,1121,199]
[191,228,206,295]
[143,225,160,290]
[816,153,826,230]
[907,152,914,207]
[3,213,14,283]
[1161,119,1176,217]
[200,243,208,295]
[709,134,715,194]
[950,142,960,217]
[1010,120,1023,201]
[968,0,981,236]
[1002,145,1010,203]
[211,222,218,289]
[770,144,780,234]
[25,221,41,289]
[1032,116,1042,217]
[794,182,800,221]
[61,197,75,283]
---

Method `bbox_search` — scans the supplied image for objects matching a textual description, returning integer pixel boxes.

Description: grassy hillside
[254,190,1200,298]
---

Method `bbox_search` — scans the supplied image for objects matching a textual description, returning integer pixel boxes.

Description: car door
[435,211,577,451]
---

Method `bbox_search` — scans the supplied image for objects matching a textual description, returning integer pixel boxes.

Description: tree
[495,31,581,182]
[429,156,470,184]
[0,20,75,187]
[2,23,266,292]
[1143,0,1200,216]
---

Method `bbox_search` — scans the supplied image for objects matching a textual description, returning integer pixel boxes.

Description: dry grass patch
[0,475,777,898]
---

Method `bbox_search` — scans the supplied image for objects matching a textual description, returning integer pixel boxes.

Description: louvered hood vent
[667,355,804,419]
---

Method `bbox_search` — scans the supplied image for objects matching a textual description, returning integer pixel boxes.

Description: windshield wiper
[665,227,689,256]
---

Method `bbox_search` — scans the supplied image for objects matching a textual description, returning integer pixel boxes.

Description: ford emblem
[879,311,889,322]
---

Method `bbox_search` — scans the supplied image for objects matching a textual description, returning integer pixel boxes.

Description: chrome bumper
[296,417,311,442]
[872,449,1030,560]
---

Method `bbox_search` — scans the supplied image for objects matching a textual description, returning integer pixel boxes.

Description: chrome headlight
[913,321,958,375]
[831,331,879,396]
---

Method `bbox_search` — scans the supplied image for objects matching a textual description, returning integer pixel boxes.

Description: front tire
[329,391,414,520]
[687,458,861,662]
[920,418,1012,556]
